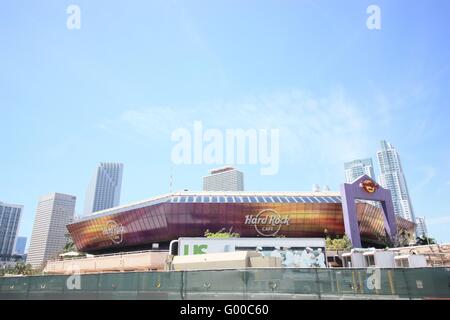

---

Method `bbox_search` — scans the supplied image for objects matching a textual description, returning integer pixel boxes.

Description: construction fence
[0,267,449,300]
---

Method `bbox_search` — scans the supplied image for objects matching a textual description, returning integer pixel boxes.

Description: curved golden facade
[67,192,415,253]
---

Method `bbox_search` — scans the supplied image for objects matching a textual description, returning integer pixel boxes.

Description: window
[289,196,298,203]
[265,197,275,203]
[317,196,329,203]
[296,197,306,203]
[324,197,334,203]
[365,254,376,267]
[256,196,266,203]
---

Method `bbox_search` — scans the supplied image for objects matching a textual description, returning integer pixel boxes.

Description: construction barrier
[0,267,449,300]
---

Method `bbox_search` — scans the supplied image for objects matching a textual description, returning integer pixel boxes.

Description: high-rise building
[344,158,379,208]
[377,140,415,222]
[203,167,244,191]
[0,202,23,258]
[344,158,376,183]
[84,162,123,215]
[415,217,428,237]
[27,193,76,268]
[14,236,27,255]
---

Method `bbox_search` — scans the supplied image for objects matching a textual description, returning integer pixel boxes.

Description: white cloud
[99,89,375,167]
[413,166,437,192]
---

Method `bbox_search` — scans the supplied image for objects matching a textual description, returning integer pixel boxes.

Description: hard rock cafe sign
[102,220,126,244]
[244,209,290,237]
[360,179,379,193]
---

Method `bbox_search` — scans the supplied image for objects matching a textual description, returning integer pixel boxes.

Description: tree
[62,233,77,253]
[376,228,415,248]
[415,235,436,245]
[204,228,240,238]
[0,262,34,277]
[325,235,352,251]
[56,233,85,260]
[14,263,33,275]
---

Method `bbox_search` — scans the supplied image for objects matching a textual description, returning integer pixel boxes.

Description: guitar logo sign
[245,209,290,236]
[102,220,126,244]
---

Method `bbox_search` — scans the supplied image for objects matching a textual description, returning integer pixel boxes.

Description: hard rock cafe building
[67,175,415,254]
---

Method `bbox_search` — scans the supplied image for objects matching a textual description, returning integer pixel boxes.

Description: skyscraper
[344,158,376,183]
[27,193,76,268]
[377,140,415,222]
[203,167,244,191]
[0,202,23,258]
[14,237,27,255]
[84,162,123,215]
[415,217,428,237]
[14,236,27,255]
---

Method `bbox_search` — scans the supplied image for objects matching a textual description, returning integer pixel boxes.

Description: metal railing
[48,249,168,262]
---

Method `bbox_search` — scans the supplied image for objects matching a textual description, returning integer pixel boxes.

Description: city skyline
[4,141,442,248]
[1,1,450,244]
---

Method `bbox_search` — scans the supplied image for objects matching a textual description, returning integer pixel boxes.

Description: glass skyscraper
[377,140,415,223]
[344,158,376,183]
[415,217,428,237]
[0,202,23,258]
[14,236,27,255]
[84,162,123,215]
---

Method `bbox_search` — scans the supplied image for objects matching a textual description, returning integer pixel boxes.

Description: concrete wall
[45,251,169,274]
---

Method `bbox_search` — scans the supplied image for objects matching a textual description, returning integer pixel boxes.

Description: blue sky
[1,0,450,246]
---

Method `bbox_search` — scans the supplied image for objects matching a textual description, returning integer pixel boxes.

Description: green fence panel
[184,269,246,300]
[61,273,100,300]
[1,268,449,300]
[137,271,184,300]
[96,272,140,300]
[401,268,450,299]
[0,276,30,300]
[26,275,67,300]
[245,268,321,299]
